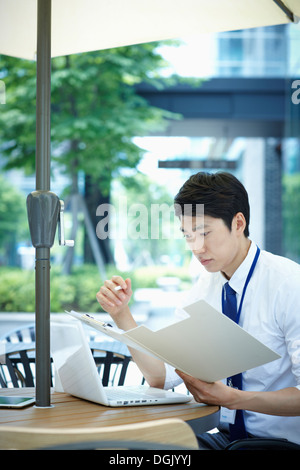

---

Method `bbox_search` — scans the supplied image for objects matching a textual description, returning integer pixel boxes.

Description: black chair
[1,323,36,343]
[89,339,134,386]
[0,344,134,389]
[0,343,38,388]
[92,349,132,386]
[0,324,37,387]
[225,437,300,450]
[0,325,136,388]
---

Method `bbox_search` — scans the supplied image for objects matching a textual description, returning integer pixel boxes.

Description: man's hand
[96,276,136,330]
[175,369,238,408]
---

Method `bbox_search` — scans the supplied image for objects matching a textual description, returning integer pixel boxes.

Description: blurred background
[0,23,300,320]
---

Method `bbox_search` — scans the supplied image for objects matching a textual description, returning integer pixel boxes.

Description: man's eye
[182,231,209,239]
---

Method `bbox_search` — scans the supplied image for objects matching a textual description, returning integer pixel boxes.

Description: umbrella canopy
[0,0,299,60]
[0,0,299,408]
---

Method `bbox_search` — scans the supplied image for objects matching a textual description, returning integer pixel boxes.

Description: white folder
[67,299,280,383]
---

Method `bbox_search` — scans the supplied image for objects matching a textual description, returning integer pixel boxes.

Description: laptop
[50,320,191,407]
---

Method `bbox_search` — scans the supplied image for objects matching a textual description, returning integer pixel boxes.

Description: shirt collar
[222,240,257,296]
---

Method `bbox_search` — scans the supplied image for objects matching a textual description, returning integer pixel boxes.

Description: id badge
[220,406,236,424]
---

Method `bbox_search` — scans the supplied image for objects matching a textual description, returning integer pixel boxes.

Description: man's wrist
[113,305,137,331]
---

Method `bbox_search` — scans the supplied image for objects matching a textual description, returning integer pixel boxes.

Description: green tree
[0,44,179,273]
[112,172,185,266]
[0,175,27,265]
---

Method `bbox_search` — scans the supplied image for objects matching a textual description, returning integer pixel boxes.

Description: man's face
[180,214,244,277]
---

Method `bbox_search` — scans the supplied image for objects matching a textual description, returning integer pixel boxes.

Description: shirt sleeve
[164,363,183,390]
[276,272,300,389]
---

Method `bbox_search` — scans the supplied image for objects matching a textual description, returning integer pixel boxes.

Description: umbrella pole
[35,0,52,407]
[35,247,51,407]
[27,0,73,407]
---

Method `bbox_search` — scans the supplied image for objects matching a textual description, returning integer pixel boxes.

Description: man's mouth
[200,258,212,266]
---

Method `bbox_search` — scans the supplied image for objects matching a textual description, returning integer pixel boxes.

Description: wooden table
[0,388,219,436]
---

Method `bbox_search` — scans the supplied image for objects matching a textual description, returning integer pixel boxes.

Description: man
[96,171,300,449]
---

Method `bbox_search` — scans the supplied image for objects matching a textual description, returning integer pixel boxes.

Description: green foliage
[0,264,191,313]
[0,267,35,312]
[131,265,191,290]
[0,56,36,173]
[0,44,179,194]
[0,174,28,246]
[111,172,186,264]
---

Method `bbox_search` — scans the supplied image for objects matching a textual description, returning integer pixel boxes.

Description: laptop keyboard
[107,389,145,399]
[106,386,166,404]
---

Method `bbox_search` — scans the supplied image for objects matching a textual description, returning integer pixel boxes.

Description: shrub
[0,264,191,313]
[0,268,34,312]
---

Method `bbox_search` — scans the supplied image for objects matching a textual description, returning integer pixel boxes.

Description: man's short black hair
[174,171,250,237]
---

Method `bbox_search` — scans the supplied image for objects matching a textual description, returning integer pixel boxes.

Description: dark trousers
[196,430,255,450]
[197,430,232,450]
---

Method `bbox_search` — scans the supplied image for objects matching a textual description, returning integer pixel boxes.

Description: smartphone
[0,396,35,408]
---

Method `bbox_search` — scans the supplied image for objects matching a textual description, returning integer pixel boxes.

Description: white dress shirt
[164,241,300,444]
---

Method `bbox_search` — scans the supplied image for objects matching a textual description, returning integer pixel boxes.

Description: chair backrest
[225,437,300,450]
[0,345,37,388]
[0,345,131,389]
[0,327,135,388]
[91,347,132,386]
[89,336,135,385]
[1,324,36,343]
[0,418,199,450]
[0,325,37,387]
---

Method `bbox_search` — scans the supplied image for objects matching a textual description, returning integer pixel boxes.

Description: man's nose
[191,239,206,254]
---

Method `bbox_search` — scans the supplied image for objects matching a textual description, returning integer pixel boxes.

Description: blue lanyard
[224,245,260,325]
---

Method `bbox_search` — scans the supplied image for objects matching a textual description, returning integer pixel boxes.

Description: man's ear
[233,212,246,236]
